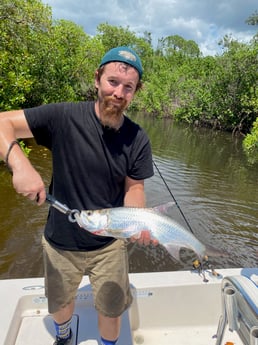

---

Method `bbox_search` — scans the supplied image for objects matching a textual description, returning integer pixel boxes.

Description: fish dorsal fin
[152,201,175,214]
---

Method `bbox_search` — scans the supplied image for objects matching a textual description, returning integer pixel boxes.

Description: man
[0,46,154,345]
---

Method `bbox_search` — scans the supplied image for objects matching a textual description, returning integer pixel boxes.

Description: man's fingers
[35,188,46,205]
[18,188,46,205]
[130,230,159,246]
[151,238,159,246]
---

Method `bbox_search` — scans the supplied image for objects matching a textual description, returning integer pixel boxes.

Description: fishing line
[152,159,195,234]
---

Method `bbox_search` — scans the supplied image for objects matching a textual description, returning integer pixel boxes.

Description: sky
[42,0,257,56]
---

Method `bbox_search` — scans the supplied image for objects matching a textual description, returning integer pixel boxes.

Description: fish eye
[86,210,93,216]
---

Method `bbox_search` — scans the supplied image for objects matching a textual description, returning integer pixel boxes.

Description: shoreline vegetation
[0,1,257,163]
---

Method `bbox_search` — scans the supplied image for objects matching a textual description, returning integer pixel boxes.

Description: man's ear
[94,70,100,89]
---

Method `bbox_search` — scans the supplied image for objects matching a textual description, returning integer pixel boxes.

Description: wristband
[4,140,20,171]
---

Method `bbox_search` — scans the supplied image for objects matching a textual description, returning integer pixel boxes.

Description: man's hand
[12,161,46,205]
[130,230,159,246]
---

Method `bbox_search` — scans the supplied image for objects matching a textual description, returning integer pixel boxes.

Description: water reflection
[0,117,257,279]
[0,143,51,279]
[129,116,258,271]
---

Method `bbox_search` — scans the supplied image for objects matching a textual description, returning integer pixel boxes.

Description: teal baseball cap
[99,46,143,79]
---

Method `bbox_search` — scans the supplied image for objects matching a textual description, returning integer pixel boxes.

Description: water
[0,117,257,278]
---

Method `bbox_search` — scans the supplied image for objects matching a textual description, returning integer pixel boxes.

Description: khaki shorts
[42,236,132,317]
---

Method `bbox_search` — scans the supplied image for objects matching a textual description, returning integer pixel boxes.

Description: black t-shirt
[24,101,154,251]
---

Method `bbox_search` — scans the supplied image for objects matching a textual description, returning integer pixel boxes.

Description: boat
[1,267,257,345]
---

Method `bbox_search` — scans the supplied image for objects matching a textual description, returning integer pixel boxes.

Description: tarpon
[76,205,208,262]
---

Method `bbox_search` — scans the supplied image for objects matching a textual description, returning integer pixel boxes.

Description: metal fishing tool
[45,193,80,223]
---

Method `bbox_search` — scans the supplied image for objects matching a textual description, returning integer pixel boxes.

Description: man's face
[95,62,139,129]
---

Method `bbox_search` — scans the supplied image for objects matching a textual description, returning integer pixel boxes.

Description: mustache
[104,96,127,109]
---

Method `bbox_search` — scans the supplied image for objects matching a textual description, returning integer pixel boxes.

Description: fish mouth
[93,229,106,235]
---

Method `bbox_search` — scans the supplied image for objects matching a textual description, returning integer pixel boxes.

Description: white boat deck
[1,268,257,345]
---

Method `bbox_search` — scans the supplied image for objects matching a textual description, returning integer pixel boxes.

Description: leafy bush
[243,117,258,163]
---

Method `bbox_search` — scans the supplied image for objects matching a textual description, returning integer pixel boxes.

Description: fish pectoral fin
[162,243,182,261]
[152,201,175,214]
[124,225,142,238]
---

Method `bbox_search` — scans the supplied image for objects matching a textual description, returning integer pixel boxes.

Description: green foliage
[243,117,258,164]
[243,118,258,164]
[0,0,103,109]
[213,40,258,132]
[0,0,52,109]
[0,0,257,165]
[96,23,138,51]
[19,140,31,157]
[157,35,201,57]
[26,19,101,105]
[245,10,258,26]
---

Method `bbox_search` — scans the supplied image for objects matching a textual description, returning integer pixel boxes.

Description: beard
[99,96,127,129]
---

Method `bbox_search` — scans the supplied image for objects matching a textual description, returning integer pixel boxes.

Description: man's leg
[98,313,121,341]
[52,301,75,344]
[53,300,75,324]
[42,237,84,344]
[86,240,132,345]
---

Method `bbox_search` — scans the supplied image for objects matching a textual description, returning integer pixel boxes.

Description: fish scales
[78,207,206,261]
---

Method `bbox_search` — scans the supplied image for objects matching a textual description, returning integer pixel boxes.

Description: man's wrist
[4,140,21,172]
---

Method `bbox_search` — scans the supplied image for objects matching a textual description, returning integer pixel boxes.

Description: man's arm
[124,177,146,208]
[0,110,46,204]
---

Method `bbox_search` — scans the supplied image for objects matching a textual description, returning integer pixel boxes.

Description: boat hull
[1,268,257,345]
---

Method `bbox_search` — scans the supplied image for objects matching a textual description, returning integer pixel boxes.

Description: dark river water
[0,116,257,279]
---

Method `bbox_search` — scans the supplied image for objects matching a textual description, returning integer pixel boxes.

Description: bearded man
[0,46,154,345]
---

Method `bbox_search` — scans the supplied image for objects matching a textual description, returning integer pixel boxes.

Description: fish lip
[93,229,104,235]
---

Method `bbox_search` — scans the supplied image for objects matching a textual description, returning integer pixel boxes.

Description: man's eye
[109,79,117,86]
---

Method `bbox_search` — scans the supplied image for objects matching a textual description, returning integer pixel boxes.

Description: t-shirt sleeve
[24,103,66,149]
[129,130,154,180]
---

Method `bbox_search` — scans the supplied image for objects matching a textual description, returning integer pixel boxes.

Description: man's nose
[113,85,124,98]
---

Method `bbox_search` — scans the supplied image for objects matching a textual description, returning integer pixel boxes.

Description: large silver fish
[76,205,208,262]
